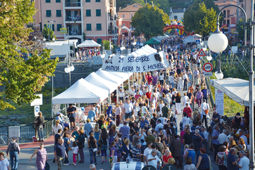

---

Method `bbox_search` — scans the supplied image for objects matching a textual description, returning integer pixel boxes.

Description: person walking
[54,138,67,170]
[227,148,239,170]
[34,111,45,142]
[88,131,97,165]
[0,152,10,170]
[77,130,85,163]
[237,150,249,170]
[29,143,47,170]
[201,99,209,128]
[98,127,108,164]
[63,133,70,165]
[6,137,20,170]
[196,148,211,170]
[196,89,203,107]
[67,104,77,129]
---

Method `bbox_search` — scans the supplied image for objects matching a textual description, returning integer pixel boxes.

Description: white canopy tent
[96,69,124,85]
[52,78,108,104]
[183,36,195,44]
[210,78,255,106]
[77,40,101,48]
[84,72,117,93]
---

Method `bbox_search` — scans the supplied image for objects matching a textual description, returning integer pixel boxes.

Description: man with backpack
[6,137,20,170]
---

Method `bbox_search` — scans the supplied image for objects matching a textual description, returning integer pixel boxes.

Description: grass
[210,85,244,117]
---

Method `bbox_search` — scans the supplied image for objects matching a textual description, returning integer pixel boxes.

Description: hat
[141,116,145,119]
[236,112,240,116]
[56,112,61,115]
[239,150,246,155]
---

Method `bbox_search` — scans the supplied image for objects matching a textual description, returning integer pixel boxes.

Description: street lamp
[208,4,254,169]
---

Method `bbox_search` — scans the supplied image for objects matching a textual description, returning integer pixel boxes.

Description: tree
[131,0,145,6]
[183,0,218,36]
[147,0,170,14]
[131,4,170,40]
[236,18,250,42]
[0,0,58,110]
[42,22,56,41]
[103,40,110,50]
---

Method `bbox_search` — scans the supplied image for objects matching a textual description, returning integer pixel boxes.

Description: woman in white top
[158,100,164,116]
[177,73,183,91]
[159,73,164,85]
[133,102,140,120]
[183,93,190,107]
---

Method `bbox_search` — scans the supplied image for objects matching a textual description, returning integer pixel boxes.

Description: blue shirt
[155,123,164,133]
[119,125,130,140]
[55,116,64,124]
[192,135,202,151]
[213,113,221,123]
[55,144,65,158]
[212,129,220,145]
[140,120,149,129]
[84,123,92,137]
[87,110,96,122]
[227,153,238,170]
[67,107,76,117]
[202,89,208,98]
[199,154,209,169]
[187,150,196,164]
[106,105,112,116]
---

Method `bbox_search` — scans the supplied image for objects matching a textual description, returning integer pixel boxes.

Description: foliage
[147,0,170,14]
[236,18,250,41]
[131,0,145,6]
[131,4,169,40]
[0,0,58,110]
[42,22,56,41]
[103,40,110,50]
[183,0,219,36]
[83,32,86,41]
[169,0,193,8]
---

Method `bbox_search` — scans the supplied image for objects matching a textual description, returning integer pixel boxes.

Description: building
[215,0,237,30]
[34,0,118,44]
[117,3,143,36]
[169,7,185,21]
[237,0,252,21]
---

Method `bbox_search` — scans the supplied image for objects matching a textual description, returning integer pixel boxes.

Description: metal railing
[65,2,81,7]
[65,16,81,21]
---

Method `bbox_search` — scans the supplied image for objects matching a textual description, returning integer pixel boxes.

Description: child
[72,142,79,165]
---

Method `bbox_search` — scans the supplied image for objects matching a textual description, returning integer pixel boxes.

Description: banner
[215,88,224,116]
[101,51,169,72]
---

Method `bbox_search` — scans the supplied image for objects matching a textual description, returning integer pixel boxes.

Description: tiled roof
[119,3,143,12]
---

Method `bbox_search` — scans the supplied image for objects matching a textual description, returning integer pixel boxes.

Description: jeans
[89,148,97,164]
[213,144,220,161]
[218,165,227,170]
[202,115,208,129]
[37,125,44,141]
[10,151,19,170]
[64,148,69,163]
[78,148,84,162]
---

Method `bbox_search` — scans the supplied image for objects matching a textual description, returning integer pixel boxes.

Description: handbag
[205,104,209,114]
[46,161,50,170]
[93,148,97,152]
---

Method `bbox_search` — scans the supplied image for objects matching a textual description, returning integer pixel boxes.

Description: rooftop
[118,3,143,12]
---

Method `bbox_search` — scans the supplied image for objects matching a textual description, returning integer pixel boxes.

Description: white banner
[215,88,224,116]
[101,51,169,72]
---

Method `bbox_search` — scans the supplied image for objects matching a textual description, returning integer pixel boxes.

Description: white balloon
[208,32,228,53]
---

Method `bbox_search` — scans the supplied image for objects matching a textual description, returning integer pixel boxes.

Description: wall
[50,64,101,88]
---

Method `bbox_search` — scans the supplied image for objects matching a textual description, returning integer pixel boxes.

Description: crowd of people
[0,39,251,170]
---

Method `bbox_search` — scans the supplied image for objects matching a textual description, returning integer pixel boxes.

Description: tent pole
[100,103,101,115]
[65,104,67,116]
[116,87,119,103]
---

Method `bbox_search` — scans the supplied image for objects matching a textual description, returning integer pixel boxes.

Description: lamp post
[208,4,254,169]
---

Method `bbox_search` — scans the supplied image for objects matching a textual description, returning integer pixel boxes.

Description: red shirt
[146,92,152,99]
[163,155,173,163]
[183,107,192,117]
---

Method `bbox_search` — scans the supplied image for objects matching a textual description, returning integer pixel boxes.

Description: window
[96,23,102,31]
[86,10,91,17]
[97,38,102,44]
[86,24,91,31]
[46,10,51,17]
[223,20,226,25]
[46,0,50,3]
[227,10,230,18]
[86,0,90,2]
[52,24,55,31]
[227,20,230,26]
[122,14,125,18]
[56,0,61,2]
[223,10,226,18]
[96,9,101,16]
[174,15,178,20]
[96,0,100,2]
[57,24,62,31]
[56,10,61,17]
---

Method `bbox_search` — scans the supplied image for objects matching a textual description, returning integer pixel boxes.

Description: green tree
[131,0,145,6]
[42,23,56,41]
[103,40,110,50]
[183,0,219,36]
[236,18,250,42]
[0,0,58,110]
[131,4,169,40]
[147,0,170,14]
[184,1,218,36]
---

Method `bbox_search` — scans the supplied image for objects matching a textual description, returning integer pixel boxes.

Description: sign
[34,105,40,117]
[198,48,206,57]
[102,51,169,72]
[9,126,20,138]
[203,63,213,72]
[196,40,200,45]
[60,28,67,34]
[215,89,224,116]
[30,94,43,106]
[202,71,212,77]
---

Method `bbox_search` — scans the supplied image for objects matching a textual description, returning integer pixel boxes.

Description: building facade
[169,7,185,21]
[215,0,237,30]
[35,0,118,44]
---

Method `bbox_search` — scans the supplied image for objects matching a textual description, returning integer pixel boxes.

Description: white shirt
[202,130,209,141]
[72,146,79,154]
[181,117,190,130]
[119,91,124,97]
[239,156,250,170]
[124,103,133,113]
[169,76,174,83]
[240,135,248,146]
[159,75,164,81]
[0,158,9,170]
[148,85,153,91]
[147,154,160,168]
[144,148,152,157]
[52,124,63,134]
[217,133,228,144]
[201,102,209,115]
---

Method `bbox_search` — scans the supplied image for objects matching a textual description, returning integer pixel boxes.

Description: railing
[65,2,81,7]
[69,30,82,35]
[66,16,81,21]
[0,120,52,145]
